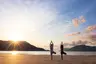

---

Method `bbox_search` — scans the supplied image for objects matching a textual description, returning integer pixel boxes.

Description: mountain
[0,40,46,51]
[65,45,96,51]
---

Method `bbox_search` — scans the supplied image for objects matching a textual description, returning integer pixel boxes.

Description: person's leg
[61,54,63,60]
[51,53,53,60]
[61,52,63,60]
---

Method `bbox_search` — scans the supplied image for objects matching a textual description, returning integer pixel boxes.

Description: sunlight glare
[6,31,24,42]
[12,51,18,55]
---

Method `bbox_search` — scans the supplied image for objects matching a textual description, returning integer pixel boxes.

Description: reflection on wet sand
[0,54,96,64]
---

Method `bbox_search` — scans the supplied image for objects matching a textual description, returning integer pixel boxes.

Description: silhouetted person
[60,42,67,60]
[50,41,56,60]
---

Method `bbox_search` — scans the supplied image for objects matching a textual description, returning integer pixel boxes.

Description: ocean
[0,51,96,55]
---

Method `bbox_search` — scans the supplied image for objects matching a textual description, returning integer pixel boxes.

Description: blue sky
[0,0,96,48]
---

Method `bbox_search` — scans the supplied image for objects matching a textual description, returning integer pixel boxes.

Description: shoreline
[0,51,96,55]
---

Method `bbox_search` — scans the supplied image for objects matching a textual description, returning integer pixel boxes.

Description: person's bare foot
[63,52,67,55]
[53,51,56,54]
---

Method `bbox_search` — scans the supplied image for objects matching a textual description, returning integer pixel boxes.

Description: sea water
[0,51,96,55]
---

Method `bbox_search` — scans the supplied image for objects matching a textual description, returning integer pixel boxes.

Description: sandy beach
[0,54,96,64]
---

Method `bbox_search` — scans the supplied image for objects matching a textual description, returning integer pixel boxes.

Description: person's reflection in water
[60,42,67,60]
[50,41,56,60]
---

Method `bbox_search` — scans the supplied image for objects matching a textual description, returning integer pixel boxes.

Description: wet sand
[0,54,96,64]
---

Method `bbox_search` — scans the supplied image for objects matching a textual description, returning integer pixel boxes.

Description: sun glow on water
[12,51,18,55]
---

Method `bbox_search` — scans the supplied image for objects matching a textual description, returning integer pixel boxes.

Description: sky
[0,0,96,48]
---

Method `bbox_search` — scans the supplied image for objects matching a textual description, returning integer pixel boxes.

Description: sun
[9,33,21,41]
[6,31,24,42]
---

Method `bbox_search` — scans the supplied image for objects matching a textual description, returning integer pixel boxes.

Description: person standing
[50,41,56,60]
[60,42,67,60]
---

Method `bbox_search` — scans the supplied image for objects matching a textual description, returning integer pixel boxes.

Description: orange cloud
[72,18,79,27]
[65,32,81,37]
[72,16,86,27]
[86,25,96,32]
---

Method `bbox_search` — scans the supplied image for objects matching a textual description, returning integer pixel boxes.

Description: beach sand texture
[0,54,96,64]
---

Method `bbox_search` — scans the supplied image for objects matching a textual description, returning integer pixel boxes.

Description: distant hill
[65,45,96,51]
[0,40,46,51]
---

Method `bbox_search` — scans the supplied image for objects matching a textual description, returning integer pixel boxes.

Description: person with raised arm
[60,42,67,60]
[50,41,56,60]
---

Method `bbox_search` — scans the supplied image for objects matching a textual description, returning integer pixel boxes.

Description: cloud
[88,33,96,42]
[72,18,79,27]
[63,40,91,47]
[86,25,96,32]
[65,32,81,37]
[72,16,86,27]
[73,32,96,45]
[64,39,96,47]
[79,16,86,23]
